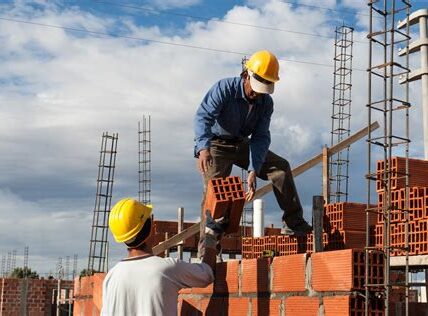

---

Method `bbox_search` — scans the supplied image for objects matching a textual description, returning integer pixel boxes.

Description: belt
[212,136,245,144]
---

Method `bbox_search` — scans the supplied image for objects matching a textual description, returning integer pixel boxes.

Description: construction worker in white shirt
[101,198,228,316]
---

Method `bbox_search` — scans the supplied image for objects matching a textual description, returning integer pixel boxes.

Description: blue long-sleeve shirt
[194,77,273,173]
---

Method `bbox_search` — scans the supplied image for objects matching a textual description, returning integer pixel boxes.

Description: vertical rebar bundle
[88,132,118,273]
[11,250,16,272]
[138,116,151,205]
[57,257,63,280]
[329,25,354,203]
[65,256,70,281]
[1,255,5,277]
[23,246,29,278]
[6,252,11,276]
[366,1,411,315]
[73,254,78,279]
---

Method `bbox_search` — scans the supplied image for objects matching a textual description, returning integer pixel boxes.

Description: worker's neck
[127,246,153,258]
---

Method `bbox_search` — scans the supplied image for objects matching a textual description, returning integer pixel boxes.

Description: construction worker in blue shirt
[194,50,312,235]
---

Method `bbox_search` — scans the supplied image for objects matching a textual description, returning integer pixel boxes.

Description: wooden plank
[153,121,380,255]
[153,222,200,255]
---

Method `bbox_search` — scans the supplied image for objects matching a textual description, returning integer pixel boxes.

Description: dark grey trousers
[201,138,305,227]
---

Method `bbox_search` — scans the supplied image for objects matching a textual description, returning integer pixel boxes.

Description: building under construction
[2,1,428,316]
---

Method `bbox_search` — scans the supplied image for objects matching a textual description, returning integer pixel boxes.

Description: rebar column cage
[11,250,16,272]
[1,255,5,277]
[57,257,63,280]
[6,252,11,276]
[73,254,78,279]
[65,256,70,280]
[240,169,253,237]
[138,116,151,205]
[329,25,354,203]
[23,246,29,278]
[88,132,118,273]
[365,1,411,315]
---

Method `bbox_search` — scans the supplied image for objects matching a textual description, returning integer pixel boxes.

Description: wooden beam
[153,222,200,255]
[153,121,380,256]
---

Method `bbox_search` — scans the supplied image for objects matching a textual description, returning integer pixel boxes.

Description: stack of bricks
[178,249,385,315]
[374,157,428,255]
[0,277,73,316]
[241,202,374,259]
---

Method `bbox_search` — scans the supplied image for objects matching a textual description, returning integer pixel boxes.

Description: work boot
[280,219,312,236]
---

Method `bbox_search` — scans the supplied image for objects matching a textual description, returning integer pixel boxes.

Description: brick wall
[0,277,73,316]
[178,251,388,316]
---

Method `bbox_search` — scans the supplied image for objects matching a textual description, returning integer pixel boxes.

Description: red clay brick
[324,202,376,232]
[92,273,106,311]
[311,249,355,291]
[251,298,270,316]
[268,298,282,316]
[323,295,352,316]
[241,258,270,293]
[203,176,245,234]
[213,260,239,294]
[285,296,319,316]
[271,254,306,292]
[227,297,250,316]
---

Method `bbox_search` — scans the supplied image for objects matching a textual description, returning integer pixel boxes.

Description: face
[243,75,263,102]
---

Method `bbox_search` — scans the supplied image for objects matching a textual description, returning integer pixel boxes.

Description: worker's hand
[245,171,256,201]
[198,149,212,175]
[205,210,229,239]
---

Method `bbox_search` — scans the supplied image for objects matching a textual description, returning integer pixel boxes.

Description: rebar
[88,132,118,273]
[138,116,151,205]
[365,1,411,315]
[329,24,354,203]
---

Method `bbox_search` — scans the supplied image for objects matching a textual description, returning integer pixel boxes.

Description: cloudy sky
[0,0,426,276]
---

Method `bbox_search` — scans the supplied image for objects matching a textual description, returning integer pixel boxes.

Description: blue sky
[0,0,426,276]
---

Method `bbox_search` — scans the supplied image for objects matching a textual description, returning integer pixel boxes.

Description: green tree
[10,267,39,279]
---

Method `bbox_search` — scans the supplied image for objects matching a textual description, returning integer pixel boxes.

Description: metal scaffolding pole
[138,116,151,205]
[88,132,118,273]
[329,24,354,203]
[365,1,411,315]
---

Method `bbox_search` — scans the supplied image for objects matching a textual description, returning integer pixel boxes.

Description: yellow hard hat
[109,198,153,243]
[245,50,280,94]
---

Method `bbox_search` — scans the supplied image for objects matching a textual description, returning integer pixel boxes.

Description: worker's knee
[276,157,291,172]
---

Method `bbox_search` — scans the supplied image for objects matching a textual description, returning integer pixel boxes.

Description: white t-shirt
[101,255,214,316]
